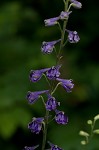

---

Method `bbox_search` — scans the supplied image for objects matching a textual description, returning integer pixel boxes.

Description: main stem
[41,110,49,150]
[57,0,69,65]
[41,1,69,150]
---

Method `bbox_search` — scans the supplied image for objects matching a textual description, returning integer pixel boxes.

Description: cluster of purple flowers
[41,30,80,54]
[24,0,82,149]
[27,64,74,132]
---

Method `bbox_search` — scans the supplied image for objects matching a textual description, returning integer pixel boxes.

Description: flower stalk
[57,0,69,63]
[24,0,82,149]
[42,110,49,150]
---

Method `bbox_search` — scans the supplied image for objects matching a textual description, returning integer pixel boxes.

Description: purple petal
[44,17,59,26]
[46,65,61,80]
[56,78,74,92]
[70,0,82,9]
[66,29,80,43]
[41,39,61,54]
[26,90,49,104]
[28,117,44,134]
[48,141,63,150]
[55,110,68,125]
[59,11,72,20]
[46,95,59,111]
[24,145,39,150]
[29,68,50,82]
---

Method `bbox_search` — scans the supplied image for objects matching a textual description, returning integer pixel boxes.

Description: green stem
[57,22,63,34]
[90,120,95,140]
[57,0,69,64]
[85,120,95,146]
[40,96,46,107]
[63,0,66,4]
[43,73,51,90]
[63,39,68,47]
[51,82,61,95]
[67,3,73,12]
[42,110,49,150]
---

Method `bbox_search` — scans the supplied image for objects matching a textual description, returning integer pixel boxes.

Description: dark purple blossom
[41,39,61,54]
[55,110,68,125]
[28,117,44,134]
[46,95,60,111]
[66,29,80,43]
[26,90,48,104]
[24,145,39,150]
[56,78,74,92]
[44,17,59,26]
[48,141,63,150]
[70,0,82,9]
[59,11,72,20]
[29,68,49,82]
[46,65,61,80]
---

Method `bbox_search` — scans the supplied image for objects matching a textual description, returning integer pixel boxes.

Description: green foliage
[0,107,31,138]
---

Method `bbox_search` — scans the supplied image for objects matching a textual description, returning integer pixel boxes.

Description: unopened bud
[87,120,92,125]
[79,131,89,137]
[93,129,99,134]
[94,114,99,121]
[70,0,82,9]
[81,140,87,145]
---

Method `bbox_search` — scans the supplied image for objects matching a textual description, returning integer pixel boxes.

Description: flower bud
[93,129,99,134]
[44,17,59,26]
[79,131,89,137]
[59,11,72,20]
[87,120,92,125]
[81,140,87,145]
[70,0,82,9]
[94,114,99,121]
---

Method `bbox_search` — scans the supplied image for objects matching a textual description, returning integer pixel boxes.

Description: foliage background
[0,0,99,149]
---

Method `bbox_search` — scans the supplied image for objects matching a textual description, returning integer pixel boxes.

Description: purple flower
[66,29,80,43]
[28,117,44,134]
[48,141,63,150]
[56,78,74,92]
[29,68,49,82]
[59,11,72,20]
[55,110,68,125]
[41,39,61,54]
[26,90,48,104]
[24,145,39,150]
[44,17,59,26]
[46,65,61,80]
[46,95,60,111]
[70,0,82,9]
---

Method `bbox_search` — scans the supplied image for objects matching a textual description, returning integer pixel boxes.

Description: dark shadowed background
[0,0,99,150]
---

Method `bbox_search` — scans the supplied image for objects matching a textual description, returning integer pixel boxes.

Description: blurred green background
[0,0,99,149]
